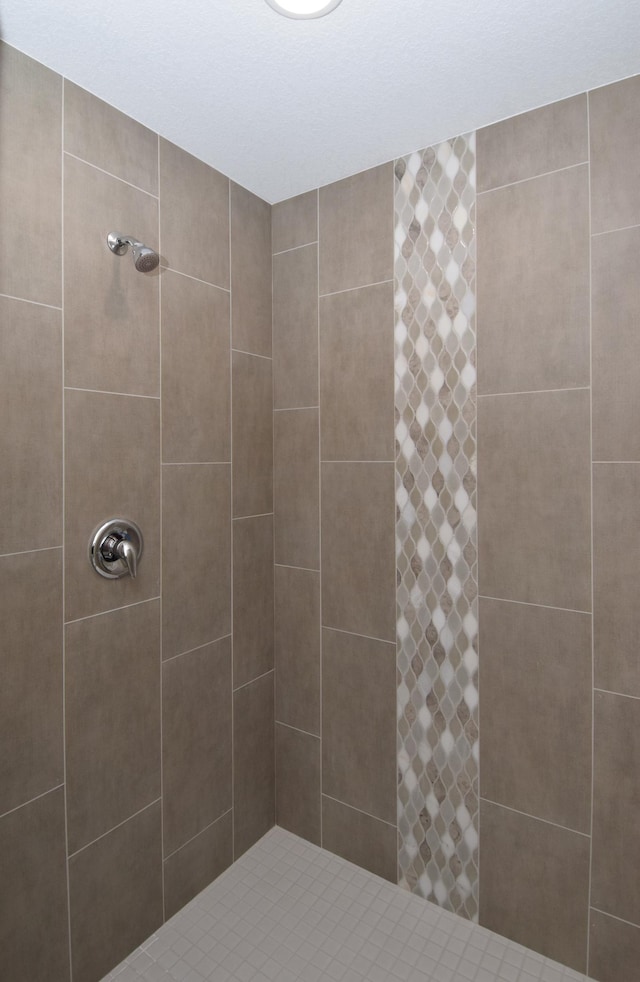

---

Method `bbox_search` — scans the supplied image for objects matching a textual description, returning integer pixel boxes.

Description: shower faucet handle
[89,519,144,580]
[115,536,137,579]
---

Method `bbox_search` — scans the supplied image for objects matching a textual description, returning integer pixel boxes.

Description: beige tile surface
[320,281,394,460]
[590,75,640,234]
[161,270,230,463]
[64,81,158,194]
[64,154,159,396]
[273,244,318,409]
[159,139,229,288]
[163,810,233,920]
[478,389,591,611]
[0,296,62,555]
[65,390,160,622]
[162,638,232,856]
[321,462,395,641]
[231,183,272,357]
[65,600,161,854]
[321,795,397,883]
[233,672,275,858]
[233,515,274,688]
[275,724,321,846]
[0,43,61,305]
[274,409,319,570]
[232,352,273,518]
[319,163,393,295]
[477,165,589,395]
[589,909,640,982]
[275,565,320,734]
[162,464,230,658]
[272,190,317,254]
[479,799,590,972]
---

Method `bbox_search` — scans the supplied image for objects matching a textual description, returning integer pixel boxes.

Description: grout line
[158,130,165,922]
[162,461,230,466]
[592,460,640,465]
[478,594,591,616]
[591,221,640,238]
[63,150,159,199]
[64,596,161,627]
[317,188,324,848]
[321,459,395,464]
[159,265,230,293]
[590,906,640,931]
[0,783,65,823]
[322,624,396,647]
[478,385,590,399]
[64,386,160,400]
[477,160,589,196]
[233,668,274,694]
[273,406,319,413]
[390,157,401,889]
[272,241,318,257]
[272,207,278,831]
[321,793,397,830]
[473,127,481,915]
[233,512,274,522]
[0,544,62,560]
[0,292,62,311]
[67,798,162,860]
[319,277,394,299]
[480,796,591,839]
[586,95,595,975]
[275,562,320,574]
[162,634,232,665]
[229,179,236,863]
[275,720,321,740]
[163,808,233,862]
[594,687,640,702]
[231,347,272,361]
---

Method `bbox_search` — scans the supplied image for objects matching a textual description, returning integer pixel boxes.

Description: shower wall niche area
[0,42,274,982]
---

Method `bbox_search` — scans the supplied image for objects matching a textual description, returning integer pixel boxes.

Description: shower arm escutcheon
[89,519,144,580]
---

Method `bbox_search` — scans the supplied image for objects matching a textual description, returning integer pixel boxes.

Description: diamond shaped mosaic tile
[394,134,478,920]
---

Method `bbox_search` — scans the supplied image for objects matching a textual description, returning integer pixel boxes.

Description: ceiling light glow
[265,0,343,19]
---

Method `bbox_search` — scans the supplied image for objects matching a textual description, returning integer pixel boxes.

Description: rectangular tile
[64,80,158,194]
[274,409,319,569]
[232,351,273,518]
[275,566,320,734]
[65,390,160,622]
[592,227,640,461]
[589,909,640,982]
[231,183,272,357]
[162,464,230,658]
[476,95,587,192]
[590,74,640,234]
[273,244,318,409]
[0,296,62,555]
[164,810,233,920]
[321,462,395,641]
[275,724,321,846]
[479,799,590,972]
[233,515,274,688]
[0,43,61,305]
[64,154,159,396]
[479,597,591,832]
[161,269,230,463]
[233,672,275,858]
[162,638,232,856]
[272,190,317,254]
[65,600,161,854]
[322,628,396,824]
[321,795,397,883]
[319,163,393,295]
[592,691,640,926]
[69,801,163,982]
[320,281,394,460]
[477,165,589,394]
[478,389,591,610]
[159,139,229,288]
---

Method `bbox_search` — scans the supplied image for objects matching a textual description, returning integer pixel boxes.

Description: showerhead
[107,232,160,273]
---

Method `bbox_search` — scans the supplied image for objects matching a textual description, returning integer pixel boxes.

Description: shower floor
[102,827,593,982]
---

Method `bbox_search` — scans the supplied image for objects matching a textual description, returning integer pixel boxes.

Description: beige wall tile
[0,788,70,982]
[276,724,321,845]
[275,566,320,734]
[272,190,317,254]
[233,672,275,858]
[163,810,233,919]
[321,462,395,641]
[162,464,231,658]
[592,691,640,926]
[0,297,62,554]
[231,183,272,357]
[319,164,393,295]
[69,802,163,982]
[478,389,591,611]
[64,154,159,396]
[274,409,319,570]
[273,244,318,409]
[320,282,394,460]
[65,600,161,854]
[322,628,396,824]
[0,43,61,305]
[232,351,273,518]
[64,81,158,194]
[161,270,230,463]
[233,515,274,688]
[159,139,229,288]
[477,165,589,394]
[65,390,160,622]
[592,227,640,461]
[477,95,587,192]
[589,909,640,982]
[590,75,640,234]
[479,598,591,832]
[162,638,232,856]
[322,795,397,882]
[479,799,590,972]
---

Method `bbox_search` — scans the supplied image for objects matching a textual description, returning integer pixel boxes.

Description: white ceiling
[3,0,640,203]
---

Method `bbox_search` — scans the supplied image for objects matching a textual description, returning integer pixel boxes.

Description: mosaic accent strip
[395,135,478,920]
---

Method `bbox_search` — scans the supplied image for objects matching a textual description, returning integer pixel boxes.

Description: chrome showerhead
[107,232,160,273]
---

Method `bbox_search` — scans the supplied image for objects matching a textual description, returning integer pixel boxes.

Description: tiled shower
[1,35,640,982]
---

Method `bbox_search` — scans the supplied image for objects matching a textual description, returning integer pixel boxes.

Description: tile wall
[0,41,274,982]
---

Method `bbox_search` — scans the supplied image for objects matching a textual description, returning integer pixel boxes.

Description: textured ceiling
[2,0,640,203]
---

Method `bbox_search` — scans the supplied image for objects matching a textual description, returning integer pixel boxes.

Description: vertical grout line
[586,90,595,975]
[392,159,399,888]
[317,188,323,845]
[157,133,166,922]
[229,182,235,861]
[272,213,277,829]
[472,130,480,922]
